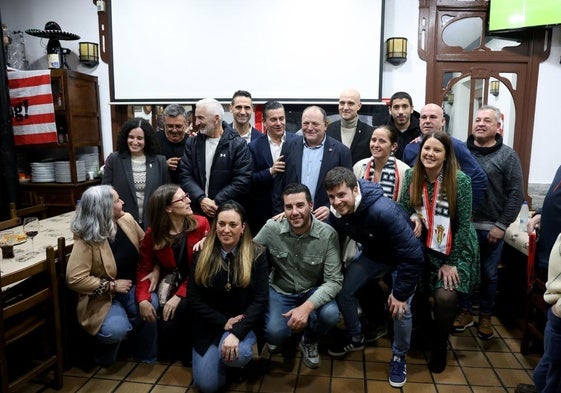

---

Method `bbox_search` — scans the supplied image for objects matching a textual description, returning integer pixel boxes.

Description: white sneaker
[299,337,320,369]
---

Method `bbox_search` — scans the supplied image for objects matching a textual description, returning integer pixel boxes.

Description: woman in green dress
[399,131,479,373]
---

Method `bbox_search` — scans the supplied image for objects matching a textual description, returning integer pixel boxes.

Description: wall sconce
[446,92,454,105]
[385,37,407,66]
[79,41,99,68]
[490,80,500,97]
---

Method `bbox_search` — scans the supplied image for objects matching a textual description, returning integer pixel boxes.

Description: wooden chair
[0,218,20,231]
[9,196,48,221]
[0,245,64,392]
[520,232,546,354]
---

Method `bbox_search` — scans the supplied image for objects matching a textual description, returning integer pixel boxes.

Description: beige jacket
[66,213,144,335]
[544,233,561,316]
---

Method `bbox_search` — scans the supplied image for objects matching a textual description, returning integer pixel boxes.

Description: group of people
[64,87,549,393]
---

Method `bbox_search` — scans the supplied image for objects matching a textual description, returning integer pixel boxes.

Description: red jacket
[136,215,209,303]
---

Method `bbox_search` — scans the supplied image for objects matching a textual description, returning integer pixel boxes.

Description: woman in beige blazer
[66,185,158,366]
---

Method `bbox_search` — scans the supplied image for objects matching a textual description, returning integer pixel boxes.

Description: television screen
[489,0,561,32]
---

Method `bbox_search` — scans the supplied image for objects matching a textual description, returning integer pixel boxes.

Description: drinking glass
[23,216,40,254]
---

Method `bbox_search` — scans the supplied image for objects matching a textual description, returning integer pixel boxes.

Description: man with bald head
[326,89,373,164]
[401,103,487,211]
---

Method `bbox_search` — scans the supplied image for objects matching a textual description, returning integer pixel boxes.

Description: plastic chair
[0,245,64,392]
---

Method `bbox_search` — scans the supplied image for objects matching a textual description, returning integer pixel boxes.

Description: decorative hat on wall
[25,21,80,41]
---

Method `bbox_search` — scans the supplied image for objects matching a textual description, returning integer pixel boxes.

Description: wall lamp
[385,37,407,66]
[446,92,454,105]
[490,80,500,97]
[79,42,99,68]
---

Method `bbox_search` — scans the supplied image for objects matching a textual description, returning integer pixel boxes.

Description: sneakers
[453,309,474,332]
[388,355,407,387]
[477,314,494,340]
[328,335,365,357]
[365,323,388,344]
[299,337,320,369]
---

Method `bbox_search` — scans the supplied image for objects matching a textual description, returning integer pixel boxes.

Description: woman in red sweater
[136,184,209,363]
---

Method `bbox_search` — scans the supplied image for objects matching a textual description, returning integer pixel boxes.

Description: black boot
[428,339,447,373]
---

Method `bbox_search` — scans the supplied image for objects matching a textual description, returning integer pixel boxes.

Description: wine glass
[23,217,40,255]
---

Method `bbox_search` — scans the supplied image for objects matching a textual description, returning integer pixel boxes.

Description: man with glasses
[157,104,189,183]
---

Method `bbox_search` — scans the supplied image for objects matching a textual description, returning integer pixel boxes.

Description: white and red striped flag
[7,69,57,145]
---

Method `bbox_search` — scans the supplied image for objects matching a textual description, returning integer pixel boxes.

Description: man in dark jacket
[179,98,253,219]
[387,91,421,160]
[323,167,424,388]
[326,88,373,164]
[272,105,353,221]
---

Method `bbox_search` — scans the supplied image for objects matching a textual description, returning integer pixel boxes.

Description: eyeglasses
[171,193,189,204]
[165,124,186,132]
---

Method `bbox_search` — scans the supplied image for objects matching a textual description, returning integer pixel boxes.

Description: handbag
[156,231,187,307]
[157,270,180,306]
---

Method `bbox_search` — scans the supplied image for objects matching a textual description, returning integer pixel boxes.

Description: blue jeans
[338,254,412,357]
[533,308,561,393]
[95,287,158,365]
[265,286,339,344]
[458,229,504,315]
[192,331,256,393]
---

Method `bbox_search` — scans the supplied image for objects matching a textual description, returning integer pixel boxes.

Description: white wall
[2,0,559,185]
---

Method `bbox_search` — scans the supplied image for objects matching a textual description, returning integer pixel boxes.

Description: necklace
[225,253,233,291]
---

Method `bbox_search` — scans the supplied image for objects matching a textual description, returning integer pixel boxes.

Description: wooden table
[0,211,74,279]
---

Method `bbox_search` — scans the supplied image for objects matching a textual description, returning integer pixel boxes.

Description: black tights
[430,288,457,373]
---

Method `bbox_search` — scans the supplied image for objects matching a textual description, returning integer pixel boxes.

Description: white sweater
[544,233,561,316]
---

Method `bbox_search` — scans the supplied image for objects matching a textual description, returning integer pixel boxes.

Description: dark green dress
[399,169,479,294]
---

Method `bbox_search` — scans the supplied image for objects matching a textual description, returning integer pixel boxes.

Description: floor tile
[402,382,438,393]
[364,361,387,381]
[43,376,87,393]
[436,385,472,393]
[332,359,364,378]
[294,375,330,392]
[478,338,511,353]
[75,378,120,392]
[430,365,467,385]
[515,352,541,370]
[152,385,191,393]
[125,363,169,384]
[471,386,509,393]
[494,324,522,339]
[113,381,152,393]
[494,368,533,388]
[455,350,491,367]
[486,352,524,369]
[259,372,297,393]
[331,377,366,393]
[158,365,192,387]
[94,361,137,380]
[462,366,501,386]
[366,380,396,393]
[449,335,480,351]
[406,363,433,383]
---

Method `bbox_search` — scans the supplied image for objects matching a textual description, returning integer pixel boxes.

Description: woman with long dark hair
[136,184,209,363]
[399,131,479,373]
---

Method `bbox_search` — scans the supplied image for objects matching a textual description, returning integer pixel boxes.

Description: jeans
[265,286,339,345]
[391,271,413,358]
[533,308,561,393]
[337,252,391,337]
[339,254,412,357]
[95,287,158,365]
[458,229,504,315]
[192,331,256,393]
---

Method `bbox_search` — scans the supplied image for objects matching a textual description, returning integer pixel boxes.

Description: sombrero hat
[25,21,80,41]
